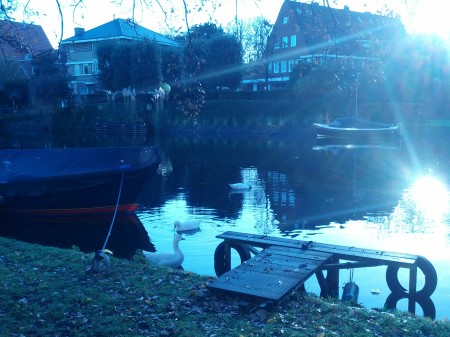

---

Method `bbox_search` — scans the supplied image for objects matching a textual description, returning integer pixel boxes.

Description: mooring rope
[101,171,125,251]
[349,268,355,282]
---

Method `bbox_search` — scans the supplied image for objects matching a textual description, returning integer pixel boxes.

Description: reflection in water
[409,176,449,222]
[385,293,436,319]
[137,131,450,320]
[3,128,450,319]
[388,176,449,230]
[367,175,449,238]
[0,214,154,259]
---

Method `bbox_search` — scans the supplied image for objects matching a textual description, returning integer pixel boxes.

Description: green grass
[1,236,450,337]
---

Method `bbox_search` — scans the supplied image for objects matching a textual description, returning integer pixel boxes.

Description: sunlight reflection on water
[137,131,450,320]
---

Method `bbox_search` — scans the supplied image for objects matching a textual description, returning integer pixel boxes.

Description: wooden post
[408,265,418,314]
[224,242,231,273]
[316,270,328,297]
[325,256,340,298]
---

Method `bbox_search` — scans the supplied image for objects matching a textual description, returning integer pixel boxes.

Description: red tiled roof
[0,20,53,61]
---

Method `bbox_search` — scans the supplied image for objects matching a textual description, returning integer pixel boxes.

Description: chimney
[74,27,85,36]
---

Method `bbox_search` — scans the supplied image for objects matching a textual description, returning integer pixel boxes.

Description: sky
[12,0,450,48]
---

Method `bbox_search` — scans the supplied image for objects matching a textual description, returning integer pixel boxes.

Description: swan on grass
[229,182,252,190]
[174,220,201,233]
[143,233,185,268]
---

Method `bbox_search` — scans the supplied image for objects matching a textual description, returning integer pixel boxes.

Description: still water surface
[1,126,449,320]
[136,128,450,320]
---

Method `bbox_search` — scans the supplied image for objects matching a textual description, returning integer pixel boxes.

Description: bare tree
[226,16,272,63]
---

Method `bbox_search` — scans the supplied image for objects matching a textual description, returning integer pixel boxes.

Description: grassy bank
[1,236,449,337]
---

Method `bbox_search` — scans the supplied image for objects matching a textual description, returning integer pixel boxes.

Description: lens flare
[410,176,449,220]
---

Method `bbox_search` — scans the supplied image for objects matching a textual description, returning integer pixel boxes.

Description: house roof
[0,20,54,61]
[273,1,405,56]
[61,18,180,47]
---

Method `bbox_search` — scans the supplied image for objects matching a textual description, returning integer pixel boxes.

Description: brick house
[60,18,180,96]
[0,20,53,81]
[242,0,406,91]
[0,20,54,110]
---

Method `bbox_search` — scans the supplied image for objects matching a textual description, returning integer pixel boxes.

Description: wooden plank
[265,245,336,260]
[239,263,318,279]
[216,231,418,267]
[209,275,297,300]
[217,231,419,261]
[217,232,308,249]
[316,249,417,266]
[208,246,333,302]
[310,242,419,262]
[247,250,331,276]
[210,270,308,300]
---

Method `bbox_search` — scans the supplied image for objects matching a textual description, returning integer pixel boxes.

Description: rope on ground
[89,170,126,274]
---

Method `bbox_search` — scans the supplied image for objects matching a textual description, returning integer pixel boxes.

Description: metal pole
[235,0,238,27]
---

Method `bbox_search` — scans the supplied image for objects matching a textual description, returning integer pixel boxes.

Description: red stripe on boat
[3,204,139,216]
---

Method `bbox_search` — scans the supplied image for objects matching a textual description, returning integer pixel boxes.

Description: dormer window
[283,16,288,24]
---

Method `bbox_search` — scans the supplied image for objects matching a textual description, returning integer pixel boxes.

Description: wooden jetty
[208,231,437,315]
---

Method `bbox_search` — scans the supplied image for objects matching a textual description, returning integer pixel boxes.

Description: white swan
[229,182,252,190]
[174,220,200,233]
[143,234,185,268]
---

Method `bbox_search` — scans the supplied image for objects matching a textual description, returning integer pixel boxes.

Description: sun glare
[410,176,449,219]
[409,1,450,40]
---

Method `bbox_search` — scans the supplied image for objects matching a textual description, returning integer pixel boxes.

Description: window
[289,60,295,72]
[282,36,288,48]
[291,35,297,47]
[281,61,287,73]
[274,38,280,49]
[73,63,92,76]
[268,62,273,73]
[273,62,280,74]
[283,16,288,24]
[73,64,80,76]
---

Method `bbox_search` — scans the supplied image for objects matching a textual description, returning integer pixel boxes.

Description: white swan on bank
[143,233,185,268]
[174,220,201,233]
[229,182,252,190]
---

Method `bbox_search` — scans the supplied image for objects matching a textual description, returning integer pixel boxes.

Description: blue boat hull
[0,147,160,216]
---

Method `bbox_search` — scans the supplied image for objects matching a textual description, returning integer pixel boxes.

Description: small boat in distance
[314,117,400,139]
[229,182,252,190]
[0,147,160,217]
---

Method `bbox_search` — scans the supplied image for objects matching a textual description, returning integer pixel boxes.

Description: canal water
[1,125,449,320]
[136,127,450,320]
